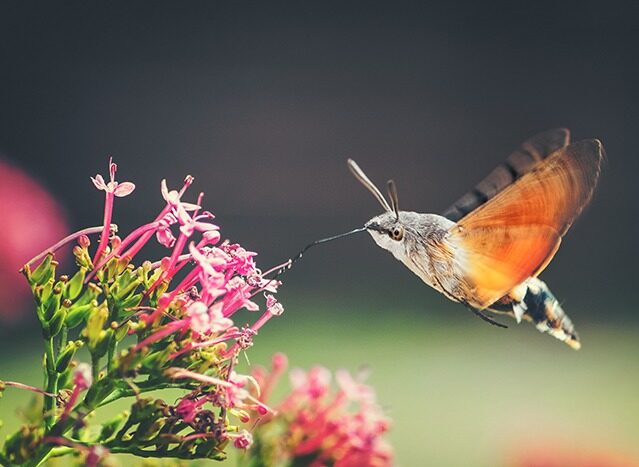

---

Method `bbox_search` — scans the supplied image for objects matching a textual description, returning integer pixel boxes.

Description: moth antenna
[387,179,400,221]
[347,159,392,212]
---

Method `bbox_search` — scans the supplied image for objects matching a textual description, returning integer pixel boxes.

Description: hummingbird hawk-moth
[348,129,604,349]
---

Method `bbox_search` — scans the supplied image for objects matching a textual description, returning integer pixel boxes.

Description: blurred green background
[1,1,639,465]
[2,302,638,466]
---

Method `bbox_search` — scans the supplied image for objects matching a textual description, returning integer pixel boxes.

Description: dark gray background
[2,1,637,324]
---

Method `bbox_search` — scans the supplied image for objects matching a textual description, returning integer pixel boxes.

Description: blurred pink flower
[0,158,68,321]
[250,355,394,467]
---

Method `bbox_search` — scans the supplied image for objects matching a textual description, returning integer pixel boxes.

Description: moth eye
[389,226,404,241]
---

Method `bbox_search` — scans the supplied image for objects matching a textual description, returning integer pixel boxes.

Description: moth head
[364,211,408,256]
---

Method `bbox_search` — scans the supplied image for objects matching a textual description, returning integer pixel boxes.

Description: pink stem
[122,204,171,259]
[59,386,81,422]
[85,221,160,283]
[24,225,108,268]
[2,380,56,397]
[168,332,241,359]
[145,232,188,297]
[133,320,186,352]
[92,192,115,264]
[122,175,193,259]
[148,253,192,270]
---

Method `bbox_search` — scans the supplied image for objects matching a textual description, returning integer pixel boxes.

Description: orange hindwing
[447,139,604,309]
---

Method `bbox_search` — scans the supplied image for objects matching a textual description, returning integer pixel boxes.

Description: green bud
[93,329,114,359]
[116,257,131,276]
[140,342,177,370]
[135,418,166,442]
[35,280,54,308]
[119,293,143,310]
[46,309,66,338]
[86,303,108,348]
[30,254,54,284]
[75,282,103,306]
[43,287,62,321]
[55,341,78,373]
[66,267,87,300]
[99,410,129,441]
[155,280,169,297]
[65,302,94,329]
[20,263,32,283]
[114,321,129,342]
[84,378,115,409]
[106,257,118,281]
[114,275,142,301]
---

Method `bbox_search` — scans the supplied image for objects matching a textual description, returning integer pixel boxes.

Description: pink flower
[91,158,135,197]
[0,158,68,321]
[73,363,93,391]
[160,179,199,211]
[231,430,253,449]
[290,366,331,400]
[220,242,258,276]
[156,212,178,248]
[175,398,199,424]
[91,158,134,263]
[85,445,109,467]
[187,301,233,335]
[250,361,393,467]
[265,294,284,316]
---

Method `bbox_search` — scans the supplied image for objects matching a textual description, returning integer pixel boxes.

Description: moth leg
[463,304,508,329]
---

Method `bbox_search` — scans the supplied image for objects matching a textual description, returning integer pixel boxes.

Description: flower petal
[114,182,136,197]
[91,175,106,190]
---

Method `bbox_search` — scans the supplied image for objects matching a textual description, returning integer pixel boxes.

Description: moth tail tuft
[490,277,580,349]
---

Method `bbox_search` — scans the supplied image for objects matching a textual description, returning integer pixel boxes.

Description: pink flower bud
[78,235,91,248]
[233,430,253,449]
[272,352,288,372]
[73,363,93,391]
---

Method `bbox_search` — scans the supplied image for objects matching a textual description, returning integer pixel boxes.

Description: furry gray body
[365,211,458,299]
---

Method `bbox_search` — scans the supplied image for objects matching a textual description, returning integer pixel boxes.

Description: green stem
[106,290,117,374]
[57,326,68,355]
[107,444,223,460]
[98,381,193,407]
[49,446,75,458]
[91,354,100,383]
[107,340,116,374]
[43,338,57,430]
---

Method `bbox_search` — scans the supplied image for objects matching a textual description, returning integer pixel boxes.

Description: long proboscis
[347,159,392,212]
[270,227,367,279]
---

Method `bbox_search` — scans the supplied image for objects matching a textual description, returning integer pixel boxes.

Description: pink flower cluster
[85,161,285,357]
[251,354,394,467]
